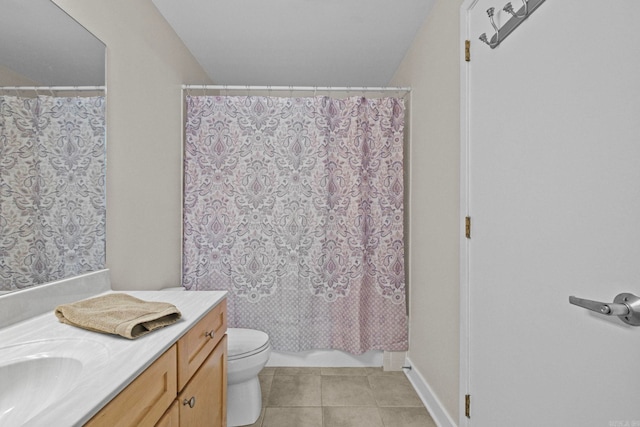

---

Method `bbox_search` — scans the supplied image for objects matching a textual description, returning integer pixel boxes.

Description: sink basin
[0,338,110,426]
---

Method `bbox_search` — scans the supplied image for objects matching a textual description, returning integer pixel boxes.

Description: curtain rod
[0,86,105,91]
[182,84,410,93]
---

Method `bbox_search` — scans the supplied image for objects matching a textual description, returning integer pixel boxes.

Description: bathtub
[163,286,386,368]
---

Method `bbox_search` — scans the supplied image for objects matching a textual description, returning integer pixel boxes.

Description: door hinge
[465,40,471,62]
[465,394,471,418]
[465,216,471,239]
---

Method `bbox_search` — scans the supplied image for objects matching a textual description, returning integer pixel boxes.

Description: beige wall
[391,0,462,422]
[53,0,212,290]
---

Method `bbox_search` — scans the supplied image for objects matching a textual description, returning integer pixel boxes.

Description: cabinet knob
[204,330,215,339]
[183,396,196,408]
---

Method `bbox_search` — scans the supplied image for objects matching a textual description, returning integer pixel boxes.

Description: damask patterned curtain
[183,95,407,354]
[0,95,106,291]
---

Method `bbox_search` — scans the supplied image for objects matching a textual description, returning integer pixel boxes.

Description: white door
[462,0,640,425]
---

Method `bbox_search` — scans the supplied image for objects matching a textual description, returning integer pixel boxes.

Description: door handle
[569,293,640,326]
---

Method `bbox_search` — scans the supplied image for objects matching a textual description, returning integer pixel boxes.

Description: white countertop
[0,288,227,427]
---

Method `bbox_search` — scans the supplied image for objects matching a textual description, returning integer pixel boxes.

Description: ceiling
[152,0,435,87]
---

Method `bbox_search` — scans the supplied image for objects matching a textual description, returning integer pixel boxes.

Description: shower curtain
[0,95,106,291]
[183,95,407,354]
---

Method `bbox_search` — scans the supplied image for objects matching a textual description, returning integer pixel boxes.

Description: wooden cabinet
[85,345,177,427]
[85,299,227,427]
[177,336,227,427]
[177,299,226,390]
[175,299,227,427]
[156,401,179,427]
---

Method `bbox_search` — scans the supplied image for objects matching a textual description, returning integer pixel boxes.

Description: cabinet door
[178,335,227,427]
[85,345,177,427]
[155,401,179,427]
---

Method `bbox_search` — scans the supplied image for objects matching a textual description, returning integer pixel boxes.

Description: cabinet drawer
[177,299,226,389]
[178,335,227,427]
[85,345,177,427]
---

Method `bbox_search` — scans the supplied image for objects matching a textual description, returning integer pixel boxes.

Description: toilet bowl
[226,327,271,427]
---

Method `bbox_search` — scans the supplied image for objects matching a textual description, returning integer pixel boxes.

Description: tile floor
[242,367,437,427]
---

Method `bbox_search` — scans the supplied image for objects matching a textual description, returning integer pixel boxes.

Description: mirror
[0,0,106,294]
[0,0,105,87]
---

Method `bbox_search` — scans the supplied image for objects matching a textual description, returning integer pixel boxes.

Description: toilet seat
[227,328,270,361]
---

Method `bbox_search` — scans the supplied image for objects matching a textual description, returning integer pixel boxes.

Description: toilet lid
[227,328,270,360]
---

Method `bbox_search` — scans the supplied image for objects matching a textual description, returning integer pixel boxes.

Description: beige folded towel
[55,293,182,339]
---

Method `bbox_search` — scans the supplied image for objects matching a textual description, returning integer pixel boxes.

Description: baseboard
[404,357,457,427]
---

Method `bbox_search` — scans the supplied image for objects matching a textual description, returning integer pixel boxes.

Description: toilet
[162,288,271,426]
[226,327,272,427]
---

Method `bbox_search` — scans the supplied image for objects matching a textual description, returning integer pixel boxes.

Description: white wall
[391,0,463,423]
[52,0,212,290]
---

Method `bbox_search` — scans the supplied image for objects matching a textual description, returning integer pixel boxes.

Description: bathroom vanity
[0,271,227,427]
[85,298,227,426]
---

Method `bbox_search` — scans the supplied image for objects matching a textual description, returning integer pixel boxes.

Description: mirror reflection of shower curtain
[0,95,106,291]
[183,95,407,354]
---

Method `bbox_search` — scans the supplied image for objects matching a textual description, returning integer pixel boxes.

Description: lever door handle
[568,296,629,316]
[569,293,640,326]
